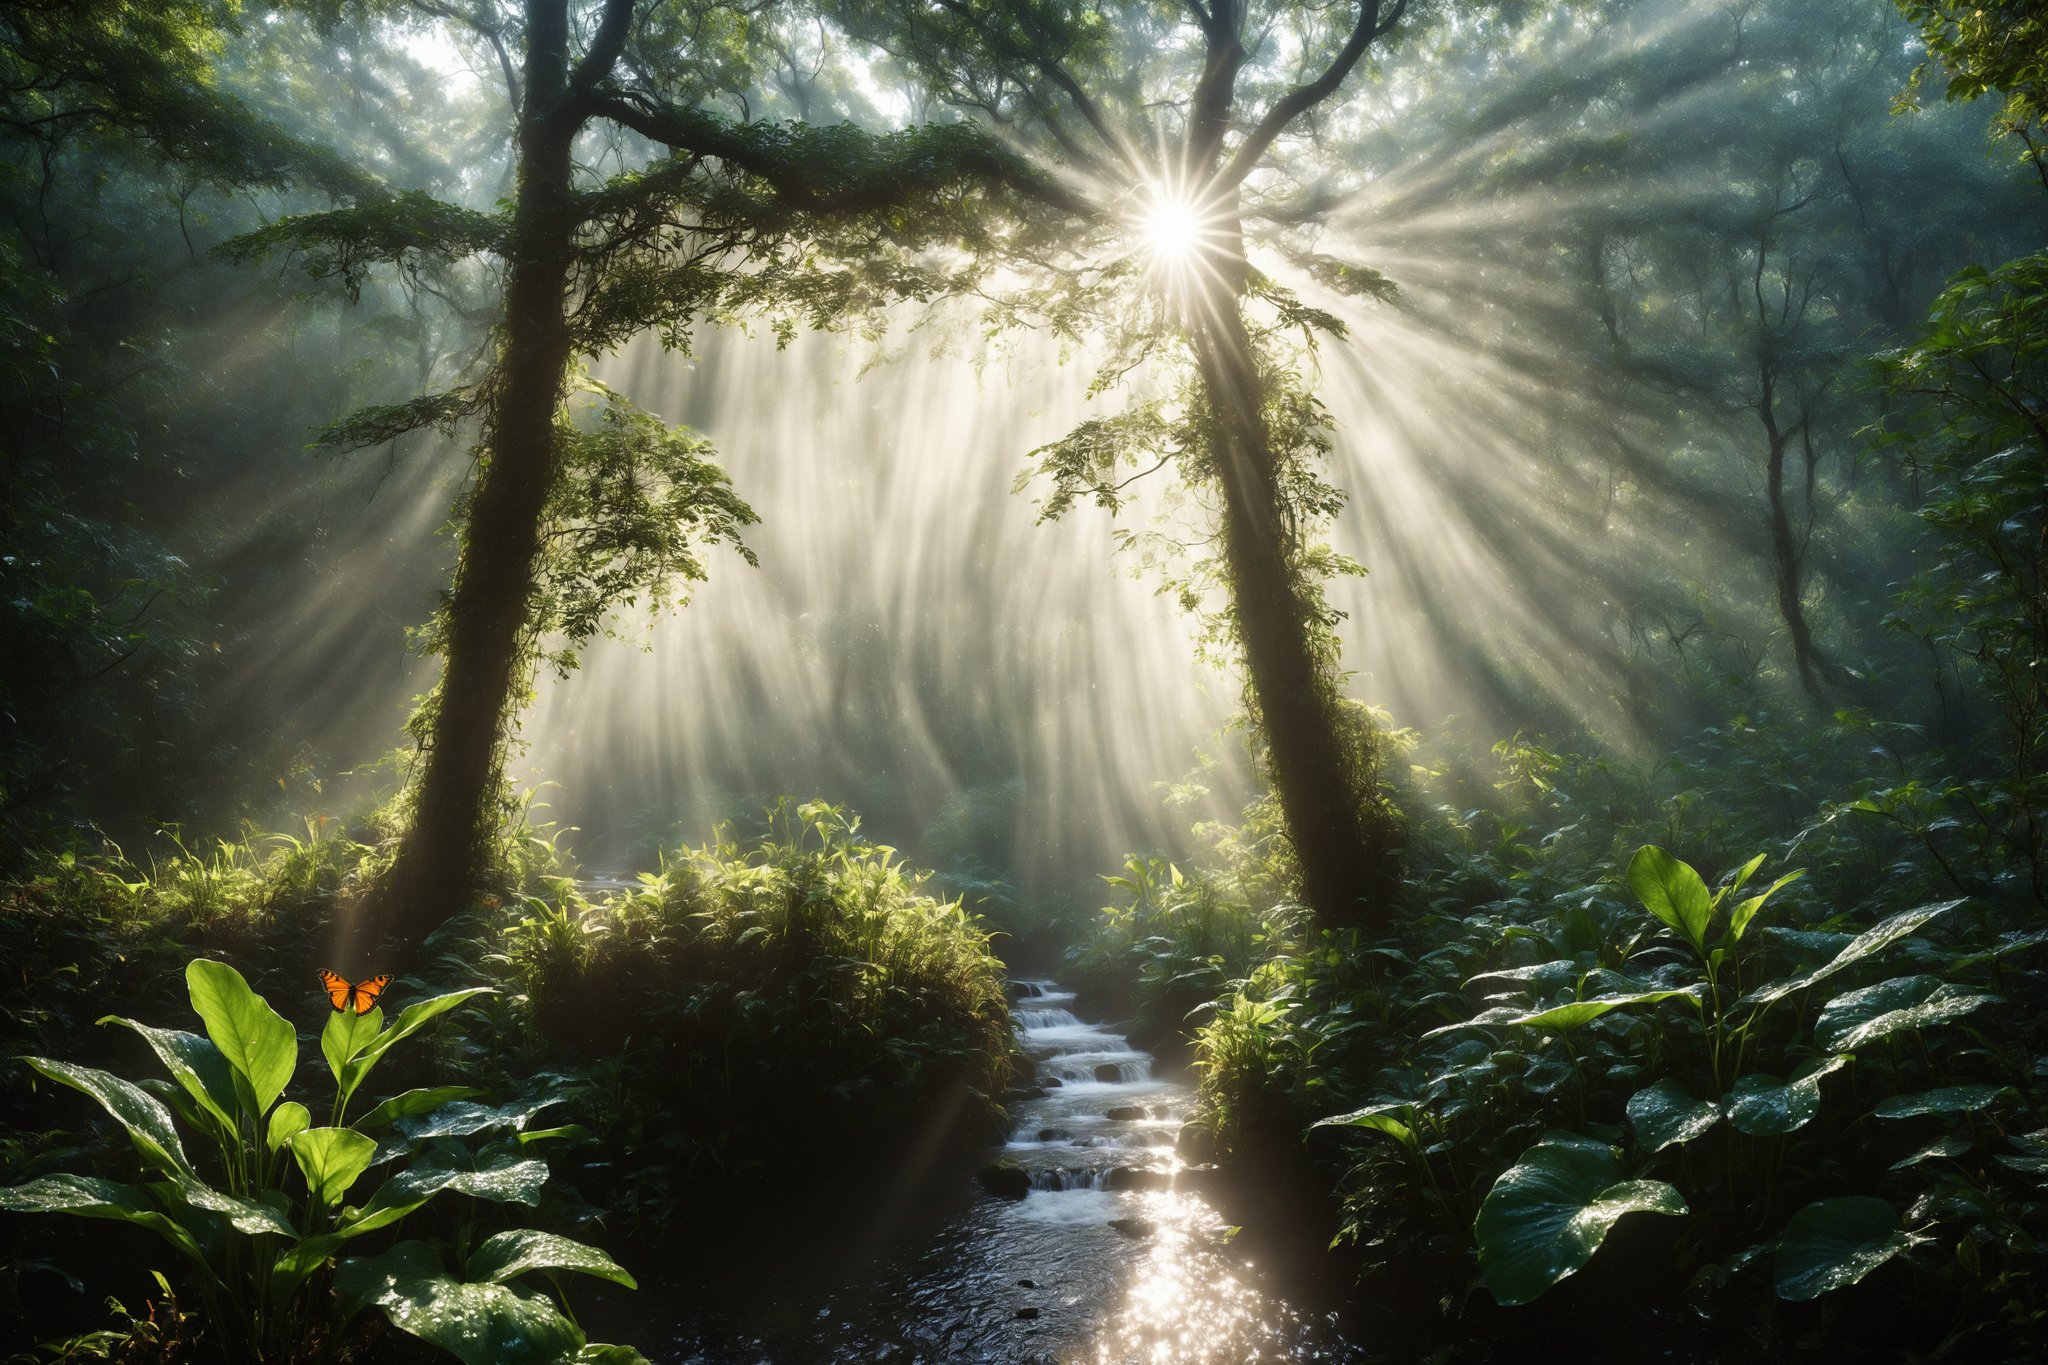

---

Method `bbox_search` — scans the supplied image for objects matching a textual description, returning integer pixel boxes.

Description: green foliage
[0,958,640,1362]
[526,381,759,674]
[1895,0,2048,185]
[491,799,1013,1228]
[1874,250,2048,905]
[1472,1132,1687,1307]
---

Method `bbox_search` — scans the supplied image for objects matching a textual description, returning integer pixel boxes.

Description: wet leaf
[1739,901,1963,1007]
[467,1230,637,1288]
[1474,1132,1687,1306]
[1627,1079,1721,1152]
[1873,1085,2008,1118]
[186,959,296,1114]
[336,1241,584,1365]
[1775,1197,1910,1300]
[1727,1058,1846,1136]
[1311,1101,1418,1148]
[1815,977,2001,1052]
[0,1175,203,1263]
[97,1018,238,1136]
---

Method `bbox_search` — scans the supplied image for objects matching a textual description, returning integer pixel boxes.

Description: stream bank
[587,977,1363,1362]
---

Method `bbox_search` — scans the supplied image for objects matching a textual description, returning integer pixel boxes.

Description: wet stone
[1104,1105,1148,1121]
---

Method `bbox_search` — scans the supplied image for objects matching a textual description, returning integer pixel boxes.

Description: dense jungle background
[1,0,2043,1360]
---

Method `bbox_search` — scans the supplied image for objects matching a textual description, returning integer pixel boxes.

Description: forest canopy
[0,0,2043,1361]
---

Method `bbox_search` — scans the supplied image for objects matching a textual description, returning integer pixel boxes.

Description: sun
[1140,189,1206,262]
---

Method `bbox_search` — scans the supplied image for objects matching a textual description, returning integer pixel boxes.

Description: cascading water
[625,978,1357,1362]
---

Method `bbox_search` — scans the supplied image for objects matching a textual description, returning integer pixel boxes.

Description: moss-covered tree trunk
[367,0,580,958]
[1187,202,1396,930]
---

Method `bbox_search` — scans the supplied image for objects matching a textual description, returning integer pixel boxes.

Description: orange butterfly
[318,969,392,1015]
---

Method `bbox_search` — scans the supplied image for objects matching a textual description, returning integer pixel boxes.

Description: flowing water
[622,979,1360,1363]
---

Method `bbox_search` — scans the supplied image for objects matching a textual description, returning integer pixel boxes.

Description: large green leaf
[339,989,493,1108]
[1775,1197,1911,1301]
[467,1230,637,1288]
[1739,901,1964,1007]
[341,1148,551,1237]
[1628,846,1714,956]
[336,1241,585,1365]
[357,1086,484,1133]
[1505,988,1701,1033]
[1424,988,1699,1040]
[290,1127,377,1210]
[1627,1079,1721,1153]
[1874,1085,2008,1119]
[186,959,297,1114]
[322,1007,384,1084]
[1814,977,2001,1053]
[27,1057,193,1180]
[1726,1057,1847,1136]
[394,1097,564,1145]
[1309,1101,1418,1148]
[0,1175,203,1263]
[97,1018,239,1135]
[1474,1132,1687,1306]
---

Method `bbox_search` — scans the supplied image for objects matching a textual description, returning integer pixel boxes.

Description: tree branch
[1213,0,1407,190]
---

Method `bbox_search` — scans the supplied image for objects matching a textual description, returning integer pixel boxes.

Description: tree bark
[1186,223,1397,929]
[357,0,581,962]
[1759,364,1822,698]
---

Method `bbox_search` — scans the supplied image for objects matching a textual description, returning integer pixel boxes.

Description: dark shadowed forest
[1,0,2043,1360]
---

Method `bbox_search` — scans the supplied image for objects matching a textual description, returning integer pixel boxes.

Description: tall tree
[835,0,1414,930]
[232,0,1076,957]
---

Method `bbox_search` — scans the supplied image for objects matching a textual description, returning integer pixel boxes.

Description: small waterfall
[1014,1008,1082,1030]
[1028,1168,1112,1192]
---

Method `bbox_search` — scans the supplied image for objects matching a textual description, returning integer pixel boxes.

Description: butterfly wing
[318,968,354,1012]
[350,974,393,1016]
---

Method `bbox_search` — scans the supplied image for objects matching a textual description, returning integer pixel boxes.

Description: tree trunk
[355,0,579,963]
[1759,366,1821,698]
[1187,240,1397,930]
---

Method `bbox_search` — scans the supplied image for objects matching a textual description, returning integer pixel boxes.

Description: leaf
[0,1175,203,1264]
[1774,1197,1911,1301]
[341,1149,551,1237]
[1473,1132,1687,1306]
[1813,977,2001,1053]
[1889,1134,1973,1171]
[335,1241,585,1365]
[340,989,493,1104]
[1627,1080,1721,1153]
[1310,1101,1418,1148]
[1738,901,1964,1007]
[268,1101,311,1153]
[467,1230,637,1289]
[323,1007,384,1084]
[571,1348,651,1365]
[290,1127,378,1209]
[1504,988,1701,1032]
[1728,871,1803,946]
[395,1097,564,1144]
[1628,846,1714,956]
[1873,1085,2008,1119]
[1727,1058,1847,1136]
[186,959,297,1114]
[96,1018,239,1135]
[26,1057,193,1181]
[356,1087,484,1133]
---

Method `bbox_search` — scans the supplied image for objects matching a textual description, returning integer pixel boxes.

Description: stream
[617,978,1361,1363]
